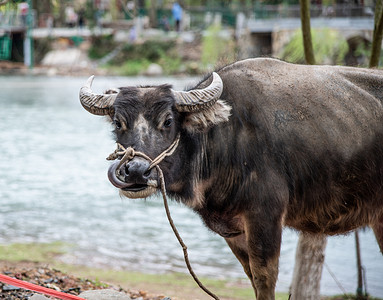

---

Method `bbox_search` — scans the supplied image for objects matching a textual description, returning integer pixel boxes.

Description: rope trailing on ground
[0,274,86,300]
[107,134,220,300]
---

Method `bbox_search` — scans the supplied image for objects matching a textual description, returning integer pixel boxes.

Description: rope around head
[107,134,220,300]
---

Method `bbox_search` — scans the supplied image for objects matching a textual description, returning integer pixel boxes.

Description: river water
[0,75,382,297]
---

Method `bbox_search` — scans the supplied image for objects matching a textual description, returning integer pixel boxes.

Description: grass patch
[0,242,69,262]
[0,242,275,299]
[107,59,151,76]
[57,264,269,300]
[323,295,382,300]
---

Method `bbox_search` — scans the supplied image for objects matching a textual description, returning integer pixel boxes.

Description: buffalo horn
[173,72,223,112]
[79,75,117,116]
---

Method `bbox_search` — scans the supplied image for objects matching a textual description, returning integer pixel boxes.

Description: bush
[111,40,176,63]
[201,23,236,69]
[88,34,117,60]
[104,39,182,76]
[281,28,349,65]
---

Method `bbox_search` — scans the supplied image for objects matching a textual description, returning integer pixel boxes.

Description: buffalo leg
[225,234,256,292]
[244,212,283,300]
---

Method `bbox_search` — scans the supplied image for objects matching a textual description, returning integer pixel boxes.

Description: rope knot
[124,146,135,161]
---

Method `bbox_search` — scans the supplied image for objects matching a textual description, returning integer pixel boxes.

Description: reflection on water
[0,75,382,297]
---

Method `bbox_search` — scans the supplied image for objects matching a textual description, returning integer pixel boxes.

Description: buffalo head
[79,74,231,199]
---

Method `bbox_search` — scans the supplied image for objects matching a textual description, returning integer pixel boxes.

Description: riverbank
[0,26,236,77]
[0,242,380,300]
[0,242,261,300]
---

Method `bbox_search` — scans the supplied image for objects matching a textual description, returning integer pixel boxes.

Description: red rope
[0,274,86,300]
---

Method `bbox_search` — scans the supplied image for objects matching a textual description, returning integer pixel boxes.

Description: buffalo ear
[182,100,232,133]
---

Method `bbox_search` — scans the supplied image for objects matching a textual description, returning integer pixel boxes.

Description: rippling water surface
[0,75,382,297]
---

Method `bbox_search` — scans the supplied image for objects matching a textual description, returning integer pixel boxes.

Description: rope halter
[106,133,181,172]
[105,133,220,300]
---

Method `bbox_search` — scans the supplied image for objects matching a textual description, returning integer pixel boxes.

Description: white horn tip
[85,75,95,88]
[212,72,222,82]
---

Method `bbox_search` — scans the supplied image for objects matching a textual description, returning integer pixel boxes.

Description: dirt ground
[0,261,167,300]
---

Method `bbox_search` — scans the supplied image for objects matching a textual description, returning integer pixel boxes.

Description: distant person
[18,1,28,26]
[129,26,137,42]
[126,1,135,19]
[65,5,77,27]
[171,1,182,32]
[46,14,53,35]
[78,8,85,29]
[160,15,170,32]
[95,9,103,30]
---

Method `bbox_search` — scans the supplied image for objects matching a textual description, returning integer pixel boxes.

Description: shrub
[281,28,349,65]
[88,34,117,60]
[201,23,236,69]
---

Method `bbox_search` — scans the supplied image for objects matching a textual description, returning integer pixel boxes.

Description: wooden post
[355,230,367,300]
[369,0,383,68]
[290,233,327,300]
[290,2,327,299]
[299,0,315,65]
[24,0,34,69]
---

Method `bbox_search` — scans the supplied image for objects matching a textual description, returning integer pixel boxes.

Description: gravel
[0,266,170,300]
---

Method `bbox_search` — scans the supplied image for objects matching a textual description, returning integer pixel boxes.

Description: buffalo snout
[121,158,152,185]
[107,157,158,199]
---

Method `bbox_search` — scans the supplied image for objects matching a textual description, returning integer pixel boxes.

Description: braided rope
[107,134,219,300]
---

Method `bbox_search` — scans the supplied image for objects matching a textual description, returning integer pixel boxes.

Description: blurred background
[1,0,383,299]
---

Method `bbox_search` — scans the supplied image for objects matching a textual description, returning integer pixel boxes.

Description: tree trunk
[290,233,327,300]
[299,0,315,65]
[291,3,327,298]
[57,1,67,27]
[369,0,383,68]
[110,0,119,21]
[148,0,157,28]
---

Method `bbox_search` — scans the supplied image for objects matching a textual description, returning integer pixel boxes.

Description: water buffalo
[79,58,383,300]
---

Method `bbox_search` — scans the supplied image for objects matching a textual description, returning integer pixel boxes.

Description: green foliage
[201,23,236,69]
[109,59,151,76]
[158,52,182,75]
[88,34,117,60]
[104,39,182,75]
[352,41,383,67]
[281,28,349,65]
[324,295,382,300]
[114,39,175,62]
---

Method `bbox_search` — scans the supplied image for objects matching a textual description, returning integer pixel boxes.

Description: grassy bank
[0,242,379,300]
[0,242,276,300]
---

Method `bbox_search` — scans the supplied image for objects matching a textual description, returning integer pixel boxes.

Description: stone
[2,284,20,291]
[29,295,50,300]
[145,63,163,76]
[79,289,132,300]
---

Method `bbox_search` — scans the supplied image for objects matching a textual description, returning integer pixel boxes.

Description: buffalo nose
[122,158,151,183]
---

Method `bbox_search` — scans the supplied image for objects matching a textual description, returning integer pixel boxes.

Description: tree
[299,0,315,64]
[369,0,383,67]
[290,1,328,300]
[291,233,327,299]
[148,0,158,28]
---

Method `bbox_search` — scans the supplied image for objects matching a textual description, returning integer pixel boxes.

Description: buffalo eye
[114,120,122,130]
[163,118,173,128]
